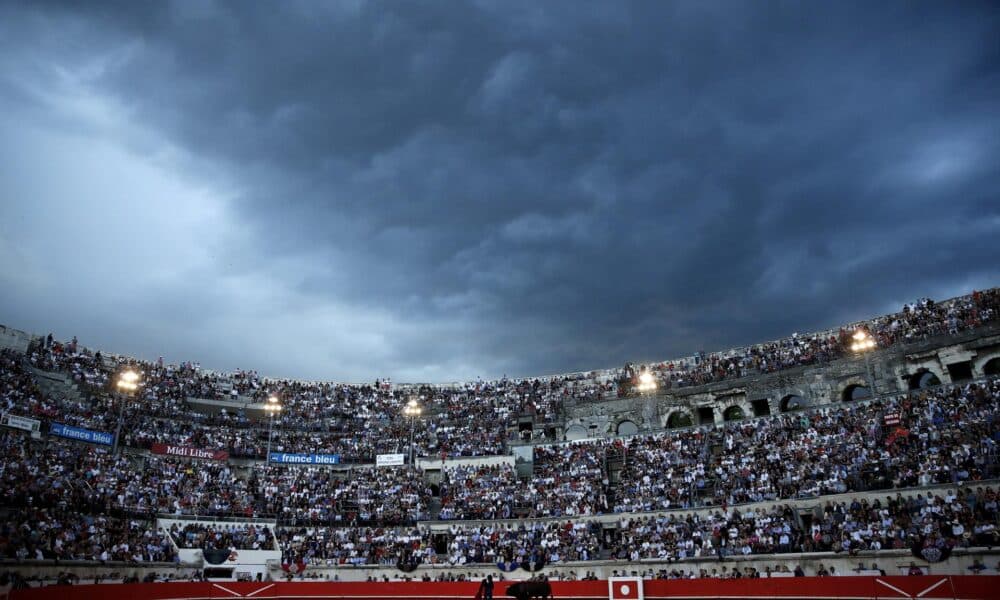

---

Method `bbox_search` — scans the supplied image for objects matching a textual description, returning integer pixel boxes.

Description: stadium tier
[2,288,1000,590]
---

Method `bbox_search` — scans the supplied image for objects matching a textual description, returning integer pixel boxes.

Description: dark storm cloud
[0,0,998,380]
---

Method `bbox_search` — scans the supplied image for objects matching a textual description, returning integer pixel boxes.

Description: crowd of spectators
[0,429,252,517]
[610,505,804,560]
[808,486,1000,554]
[1,349,54,422]
[2,371,998,529]
[249,464,430,525]
[436,446,612,521]
[424,380,1000,523]
[276,483,1000,567]
[438,465,523,520]
[0,427,438,525]
[9,288,999,466]
[445,520,603,565]
[2,288,1000,577]
[169,523,274,550]
[607,378,1000,512]
[20,344,528,461]
[615,288,1000,394]
[0,508,176,563]
[277,526,425,566]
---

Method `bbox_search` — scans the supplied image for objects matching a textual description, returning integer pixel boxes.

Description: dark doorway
[667,411,693,429]
[947,361,973,382]
[751,399,771,417]
[697,406,715,425]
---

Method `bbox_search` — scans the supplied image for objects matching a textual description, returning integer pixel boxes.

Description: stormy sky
[0,1,997,382]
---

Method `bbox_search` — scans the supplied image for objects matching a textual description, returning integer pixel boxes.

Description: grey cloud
[0,0,998,380]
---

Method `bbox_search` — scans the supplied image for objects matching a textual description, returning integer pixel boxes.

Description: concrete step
[427,498,443,520]
[29,368,89,405]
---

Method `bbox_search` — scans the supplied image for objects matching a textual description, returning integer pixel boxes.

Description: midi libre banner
[151,443,229,461]
[49,422,113,445]
[269,452,341,465]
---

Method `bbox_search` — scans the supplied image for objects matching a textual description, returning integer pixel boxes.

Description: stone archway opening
[616,420,639,436]
[907,369,941,390]
[723,405,745,421]
[564,424,588,441]
[666,411,693,429]
[842,384,871,402]
[983,357,1000,377]
[780,395,805,412]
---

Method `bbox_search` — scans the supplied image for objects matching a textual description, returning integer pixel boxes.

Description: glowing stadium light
[850,330,877,353]
[113,368,142,455]
[115,369,140,393]
[265,394,282,413]
[403,396,423,467]
[636,370,658,393]
[850,329,878,399]
[265,394,283,460]
[403,397,423,417]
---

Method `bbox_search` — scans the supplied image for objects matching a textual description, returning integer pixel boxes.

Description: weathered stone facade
[561,323,1000,439]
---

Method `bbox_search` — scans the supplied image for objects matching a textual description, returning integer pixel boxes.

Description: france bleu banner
[269,452,340,465]
[50,422,114,445]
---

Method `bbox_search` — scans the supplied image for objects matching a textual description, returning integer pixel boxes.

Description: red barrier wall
[6,576,999,600]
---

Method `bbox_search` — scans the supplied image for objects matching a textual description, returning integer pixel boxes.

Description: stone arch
[984,357,1000,377]
[975,351,1000,377]
[722,405,746,421]
[664,410,694,429]
[780,394,806,413]
[564,424,588,441]
[907,368,942,390]
[615,419,639,436]
[842,383,872,402]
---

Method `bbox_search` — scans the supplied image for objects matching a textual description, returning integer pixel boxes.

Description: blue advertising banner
[268,452,340,465]
[50,422,113,445]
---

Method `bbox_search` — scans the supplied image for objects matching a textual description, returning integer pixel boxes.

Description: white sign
[609,577,643,600]
[1,413,41,433]
[376,453,405,467]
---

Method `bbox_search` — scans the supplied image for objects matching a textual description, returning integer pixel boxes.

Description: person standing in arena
[476,574,494,600]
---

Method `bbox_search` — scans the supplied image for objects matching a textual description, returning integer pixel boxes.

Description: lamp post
[850,329,878,398]
[264,395,282,461]
[113,369,141,455]
[403,397,422,468]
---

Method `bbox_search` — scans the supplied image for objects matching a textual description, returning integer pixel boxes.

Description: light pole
[114,368,141,455]
[850,329,878,398]
[403,397,422,468]
[264,395,282,461]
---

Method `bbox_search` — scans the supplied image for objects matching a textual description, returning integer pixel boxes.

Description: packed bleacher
[0,508,176,563]
[616,288,1000,394]
[1,287,999,575]
[249,464,430,525]
[12,288,996,464]
[169,523,274,550]
[1,367,998,531]
[275,482,1000,567]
